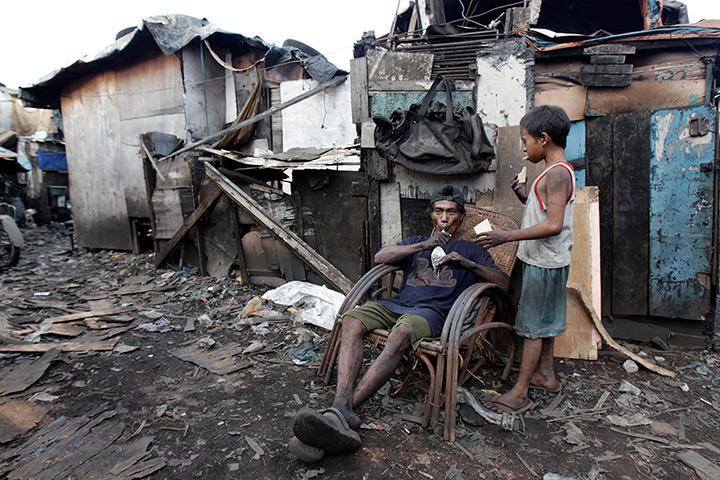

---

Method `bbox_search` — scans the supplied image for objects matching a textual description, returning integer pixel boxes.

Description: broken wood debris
[0,400,48,444]
[205,163,353,294]
[170,343,252,375]
[0,340,118,353]
[0,350,60,396]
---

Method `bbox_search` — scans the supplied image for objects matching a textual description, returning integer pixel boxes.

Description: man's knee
[341,315,367,339]
[386,324,412,352]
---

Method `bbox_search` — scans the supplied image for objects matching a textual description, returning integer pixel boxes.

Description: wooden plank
[567,284,675,377]
[581,64,633,75]
[677,450,720,480]
[350,57,369,123]
[170,343,252,375]
[585,116,614,317]
[153,186,222,267]
[0,400,47,444]
[584,44,636,55]
[0,350,60,396]
[159,75,347,162]
[586,79,706,117]
[0,341,117,353]
[612,111,650,316]
[205,164,354,294]
[380,183,403,248]
[590,55,626,64]
[45,308,136,324]
[555,188,601,360]
[580,73,632,87]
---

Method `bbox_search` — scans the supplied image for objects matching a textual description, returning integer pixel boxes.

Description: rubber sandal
[488,396,534,414]
[293,407,362,455]
[288,436,324,463]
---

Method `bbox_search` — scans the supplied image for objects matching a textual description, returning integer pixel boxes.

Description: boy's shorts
[514,262,569,339]
[345,302,433,350]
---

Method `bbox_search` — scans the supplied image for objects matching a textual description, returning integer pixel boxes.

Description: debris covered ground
[2,227,720,480]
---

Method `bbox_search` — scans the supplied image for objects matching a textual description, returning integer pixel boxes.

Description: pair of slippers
[289,407,362,463]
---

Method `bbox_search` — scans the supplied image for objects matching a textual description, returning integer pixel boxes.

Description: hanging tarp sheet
[37,150,67,171]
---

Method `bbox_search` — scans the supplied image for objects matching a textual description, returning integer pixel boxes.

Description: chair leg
[430,350,446,429]
[413,352,436,427]
[443,343,460,442]
[318,322,340,377]
[323,324,343,385]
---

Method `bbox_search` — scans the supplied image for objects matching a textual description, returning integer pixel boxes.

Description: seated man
[290,185,508,462]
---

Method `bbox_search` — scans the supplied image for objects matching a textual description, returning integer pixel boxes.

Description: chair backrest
[453,205,519,277]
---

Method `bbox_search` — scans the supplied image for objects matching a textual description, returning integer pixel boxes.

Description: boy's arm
[477,167,571,247]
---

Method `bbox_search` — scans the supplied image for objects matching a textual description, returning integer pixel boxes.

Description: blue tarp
[37,150,67,171]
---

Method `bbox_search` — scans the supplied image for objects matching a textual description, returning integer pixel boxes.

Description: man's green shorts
[345,302,433,350]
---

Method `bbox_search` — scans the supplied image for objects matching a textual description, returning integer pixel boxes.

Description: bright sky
[1,0,718,89]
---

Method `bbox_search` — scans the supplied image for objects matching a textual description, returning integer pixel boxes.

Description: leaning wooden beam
[153,186,223,267]
[567,283,675,377]
[158,75,347,162]
[205,163,354,294]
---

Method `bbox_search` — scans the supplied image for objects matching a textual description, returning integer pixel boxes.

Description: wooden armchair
[318,206,519,442]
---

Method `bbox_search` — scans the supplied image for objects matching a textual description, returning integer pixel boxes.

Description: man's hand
[475,229,511,249]
[420,230,451,250]
[511,175,528,204]
[437,251,471,270]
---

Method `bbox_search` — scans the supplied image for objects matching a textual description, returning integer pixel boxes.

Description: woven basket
[452,205,520,276]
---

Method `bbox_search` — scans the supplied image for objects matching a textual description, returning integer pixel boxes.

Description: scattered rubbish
[228,463,239,472]
[245,436,264,460]
[622,360,639,373]
[543,474,577,480]
[184,318,196,332]
[196,336,216,349]
[136,318,179,333]
[0,349,59,396]
[0,400,47,443]
[251,322,271,336]
[359,421,386,431]
[650,421,678,437]
[680,383,690,392]
[171,343,252,375]
[114,343,140,354]
[456,387,521,432]
[563,422,587,446]
[197,314,214,328]
[33,292,51,297]
[676,449,720,480]
[139,310,164,320]
[238,296,285,320]
[654,356,666,363]
[262,281,345,330]
[299,468,325,480]
[618,380,641,396]
[606,413,652,427]
[23,319,53,343]
[243,341,265,355]
[28,392,60,402]
[288,343,319,365]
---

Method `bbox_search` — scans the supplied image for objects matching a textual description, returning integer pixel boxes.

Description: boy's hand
[421,230,451,250]
[511,176,528,203]
[475,229,511,249]
[437,251,471,270]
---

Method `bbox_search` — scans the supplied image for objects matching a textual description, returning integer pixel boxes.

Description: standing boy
[476,105,574,413]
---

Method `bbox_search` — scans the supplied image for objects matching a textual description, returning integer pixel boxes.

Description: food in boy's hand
[474,219,493,236]
[517,166,527,184]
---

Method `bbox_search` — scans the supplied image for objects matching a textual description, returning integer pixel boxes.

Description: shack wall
[60,51,186,249]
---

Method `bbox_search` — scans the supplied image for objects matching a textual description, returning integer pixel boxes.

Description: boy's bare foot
[529,371,562,392]
[331,403,362,430]
[489,392,534,414]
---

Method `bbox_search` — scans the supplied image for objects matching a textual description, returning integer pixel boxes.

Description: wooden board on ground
[170,343,252,375]
[0,400,48,444]
[555,187,602,360]
[0,350,60,396]
[0,341,117,354]
[676,450,720,480]
[44,308,137,324]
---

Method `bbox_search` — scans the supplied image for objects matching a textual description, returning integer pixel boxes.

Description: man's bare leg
[493,337,542,410]
[350,325,412,409]
[330,316,366,429]
[530,338,561,391]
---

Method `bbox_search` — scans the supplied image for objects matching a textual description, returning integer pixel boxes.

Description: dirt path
[1,226,720,479]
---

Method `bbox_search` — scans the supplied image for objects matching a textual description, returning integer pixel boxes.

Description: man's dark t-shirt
[375,235,504,337]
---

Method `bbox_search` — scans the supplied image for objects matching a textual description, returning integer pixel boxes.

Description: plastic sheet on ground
[262,281,345,330]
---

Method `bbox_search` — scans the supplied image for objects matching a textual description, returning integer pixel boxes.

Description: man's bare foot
[529,371,561,392]
[331,403,361,430]
[489,392,534,414]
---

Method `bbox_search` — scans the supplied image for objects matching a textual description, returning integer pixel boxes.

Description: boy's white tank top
[517,161,575,269]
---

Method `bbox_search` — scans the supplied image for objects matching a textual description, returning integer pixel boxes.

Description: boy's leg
[493,337,542,410]
[530,337,561,391]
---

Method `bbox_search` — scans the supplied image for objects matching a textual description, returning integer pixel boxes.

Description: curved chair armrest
[337,264,402,316]
[440,282,514,345]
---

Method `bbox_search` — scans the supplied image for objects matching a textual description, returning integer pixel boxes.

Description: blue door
[649,106,716,319]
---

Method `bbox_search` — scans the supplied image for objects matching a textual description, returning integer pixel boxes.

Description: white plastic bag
[262,281,345,330]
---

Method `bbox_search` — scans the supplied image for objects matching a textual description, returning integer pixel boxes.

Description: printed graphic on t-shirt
[405,257,457,288]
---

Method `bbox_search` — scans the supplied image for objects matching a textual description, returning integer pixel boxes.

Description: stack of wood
[580,44,636,87]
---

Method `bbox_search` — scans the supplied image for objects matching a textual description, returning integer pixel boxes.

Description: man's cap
[430,185,465,208]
